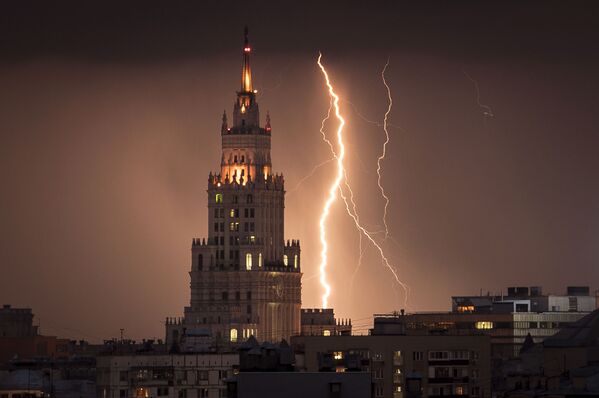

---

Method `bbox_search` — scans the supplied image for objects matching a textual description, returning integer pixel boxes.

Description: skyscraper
[166,29,302,348]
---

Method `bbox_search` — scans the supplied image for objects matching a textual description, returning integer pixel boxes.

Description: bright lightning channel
[316,53,410,309]
[317,53,346,310]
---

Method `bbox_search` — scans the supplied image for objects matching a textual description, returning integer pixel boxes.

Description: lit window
[230,209,235,217]
[294,254,298,268]
[457,305,475,313]
[333,351,343,360]
[230,328,238,342]
[245,253,252,270]
[323,330,331,336]
[283,255,288,266]
[393,350,403,365]
[215,194,223,203]
[250,235,256,244]
[258,253,262,267]
[455,386,465,395]
[475,321,494,330]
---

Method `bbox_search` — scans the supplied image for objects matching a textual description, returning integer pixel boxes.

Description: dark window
[244,208,249,218]
[247,305,252,314]
[234,155,238,163]
[247,291,252,300]
[235,292,240,300]
[250,222,255,232]
[235,208,239,218]
[214,223,218,232]
[222,292,228,301]
[198,254,203,270]
[220,236,224,245]
[247,194,253,204]
[220,222,224,232]
[233,195,238,204]
[214,209,219,218]
[244,222,249,232]
[250,208,255,218]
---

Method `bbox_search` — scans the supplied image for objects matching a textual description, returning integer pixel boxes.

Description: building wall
[292,335,491,398]
[0,306,37,338]
[96,353,239,398]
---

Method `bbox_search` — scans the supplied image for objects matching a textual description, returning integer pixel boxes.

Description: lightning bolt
[377,58,392,240]
[462,69,494,118]
[287,158,335,195]
[317,53,410,310]
[317,53,346,309]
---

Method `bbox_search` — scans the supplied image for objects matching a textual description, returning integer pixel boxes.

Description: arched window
[258,253,263,267]
[215,193,223,203]
[283,255,288,266]
[230,328,238,342]
[294,254,298,269]
[245,253,252,270]
[198,254,203,271]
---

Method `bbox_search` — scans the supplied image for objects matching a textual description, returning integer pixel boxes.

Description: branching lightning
[463,70,494,118]
[287,158,335,195]
[317,53,410,310]
[377,58,392,240]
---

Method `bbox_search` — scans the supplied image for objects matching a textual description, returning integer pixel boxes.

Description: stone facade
[166,29,301,348]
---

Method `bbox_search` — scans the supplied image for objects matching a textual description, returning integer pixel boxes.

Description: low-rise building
[291,334,491,398]
[96,352,239,398]
[301,309,352,337]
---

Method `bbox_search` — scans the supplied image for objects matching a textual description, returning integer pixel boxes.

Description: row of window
[197,253,298,270]
[215,193,253,204]
[221,291,252,301]
[230,327,256,342]
[213,208,256,219]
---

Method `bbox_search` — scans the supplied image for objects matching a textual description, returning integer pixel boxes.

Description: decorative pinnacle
[242,27,252,92]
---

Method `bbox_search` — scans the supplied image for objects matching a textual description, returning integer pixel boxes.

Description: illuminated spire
[242,26,253,93]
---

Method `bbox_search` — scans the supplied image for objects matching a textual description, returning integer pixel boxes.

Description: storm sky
[1,1,598,341]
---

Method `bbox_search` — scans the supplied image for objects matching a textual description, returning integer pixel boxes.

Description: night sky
[1,1,598,341]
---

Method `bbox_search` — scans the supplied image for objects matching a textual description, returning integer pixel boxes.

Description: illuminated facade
[166,29,301,347]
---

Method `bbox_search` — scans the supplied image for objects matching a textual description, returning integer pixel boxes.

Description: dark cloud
[2,1,599,63]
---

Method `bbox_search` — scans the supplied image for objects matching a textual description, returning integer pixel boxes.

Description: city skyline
[1,2,599,342]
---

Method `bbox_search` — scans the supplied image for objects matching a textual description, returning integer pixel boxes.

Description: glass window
[475,321,494,330]
[230,328,238,342]
[283,255,288,266]
[215,194,223,203]
[245,253,252,270]
[294,254,298,268]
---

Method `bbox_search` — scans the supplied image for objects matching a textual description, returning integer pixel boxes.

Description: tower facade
[167,29,302,347]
